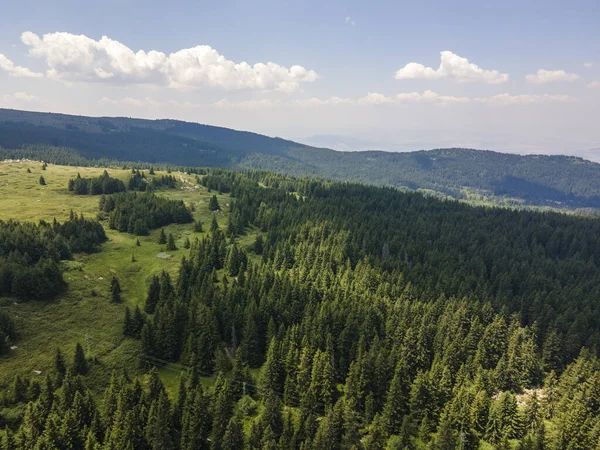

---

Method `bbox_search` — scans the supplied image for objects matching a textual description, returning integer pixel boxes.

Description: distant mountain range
[2,108,600,209]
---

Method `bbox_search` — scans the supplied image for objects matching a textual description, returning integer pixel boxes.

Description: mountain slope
[2,108,600,209]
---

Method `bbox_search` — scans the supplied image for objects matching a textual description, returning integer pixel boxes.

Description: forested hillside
[3,108,600,209]
[2,159,600,448]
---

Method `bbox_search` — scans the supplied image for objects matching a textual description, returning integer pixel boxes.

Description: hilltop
[2,108,600,209]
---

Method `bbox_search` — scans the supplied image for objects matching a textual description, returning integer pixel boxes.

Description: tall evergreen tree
[72,342,88,376]
[110,276,122,303]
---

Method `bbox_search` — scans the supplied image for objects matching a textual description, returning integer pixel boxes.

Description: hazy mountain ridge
[2,108,600,209]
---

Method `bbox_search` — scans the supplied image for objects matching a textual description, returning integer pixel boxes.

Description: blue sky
[1,0,599,158]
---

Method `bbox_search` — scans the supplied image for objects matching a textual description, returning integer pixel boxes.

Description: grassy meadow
[0,160,252,398]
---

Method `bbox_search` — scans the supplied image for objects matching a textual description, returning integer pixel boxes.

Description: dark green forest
[3,109,600,209]
[0,214,106,300]
[2,166,600,449]
[68,171,126,195]
[100,192,193,235]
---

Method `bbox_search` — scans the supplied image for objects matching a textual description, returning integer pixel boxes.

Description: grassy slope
[0,161,253,398]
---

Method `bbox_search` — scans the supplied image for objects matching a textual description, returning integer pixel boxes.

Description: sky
[1,0,599,159]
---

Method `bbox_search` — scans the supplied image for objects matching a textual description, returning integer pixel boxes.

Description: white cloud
[359,90,470,105]
[587,81,600,88]
[584,62,594,68]
[345,16,356,26]
[476,93,576,105]
[0,54,43,78]
[21,31,318,92]
[525,69,580,84]
[98,90,577,112]
[358,92,394,105]
[395,51,509,84]
[2,91,38,102]
[99,96,162,107]
[212,99,280,110]
[297,96,353,107]
[357,90,575,106]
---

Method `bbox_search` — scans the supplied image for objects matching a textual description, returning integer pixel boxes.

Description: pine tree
[39,175,46,185]
[84,430,99,450]
[183,237,191,249]
[259,338,284,395]
[72,342,88,375]
[194,220,203,232]
[167,233,177,251]
[123,306,133,337]
[222,416,245,450]
[211,216,219,232]
[434,409,457,450]
[145,275,160,314]
[158,228,167,244]
[110,276,122,303]
[211,380,234,448]
[383,359,409,434]
[145,391,174,450]
[209,194,220,211]
[132,306,145,338]
[254,234,264,254]
[55,347,67,383]
[180,385,211,450]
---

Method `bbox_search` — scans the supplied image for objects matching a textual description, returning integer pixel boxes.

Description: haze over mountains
[2,108,600,209]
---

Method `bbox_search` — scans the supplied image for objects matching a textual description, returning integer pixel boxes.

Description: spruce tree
[145,391,173,449]
[180,385,211,450]
[209,194,220,211]
[72,342,88,376]
[158,228,167,244]
[110,276,122,303]
[194,220,203,232]
[55,347,67,382]
[210,216,219,232]
[222,416,245,450]
[167,233,177,251]
[259,338,284,395]
[123,306,133,337]
[145,275,160,314]
[39,175,46,185]
[254,234,264,254]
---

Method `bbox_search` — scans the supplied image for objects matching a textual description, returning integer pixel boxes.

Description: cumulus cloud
[587,81,600,88]
[0,54,43,78]
[584,62,594,68]
[21,31,318,92]
[345,17,356,26]
[2,91,38,102]
[525,69,580,84]
[395,51,509,84]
